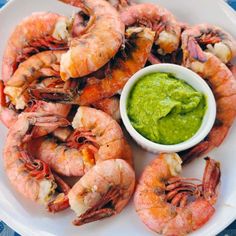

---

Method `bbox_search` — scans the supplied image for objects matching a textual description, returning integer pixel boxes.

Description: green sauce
[127,72,206,145]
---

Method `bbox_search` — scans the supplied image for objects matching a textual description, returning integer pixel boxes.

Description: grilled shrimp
[180,34,236,162]
[30,27,154,106]
[4,50,68,110]
[3,112,71,211]
[181,24,236,64]
[2,12,69,82]
[69,159,135,225]
[120,3,181,55]
[28,106,132,176]
[134,153,220,235]
[78,27,154,105]
[59,0,124,80]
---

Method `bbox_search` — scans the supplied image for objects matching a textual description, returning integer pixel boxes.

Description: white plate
[0,0,236,235]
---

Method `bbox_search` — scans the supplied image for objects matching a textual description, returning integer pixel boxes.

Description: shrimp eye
[77,137,87,143]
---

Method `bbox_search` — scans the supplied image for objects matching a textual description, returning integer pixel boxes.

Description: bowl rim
[120,63,216,153]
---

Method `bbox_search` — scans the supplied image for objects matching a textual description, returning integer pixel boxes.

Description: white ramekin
[120,64,216,153]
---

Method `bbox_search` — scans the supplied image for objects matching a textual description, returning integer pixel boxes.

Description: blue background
[0,0,236,235]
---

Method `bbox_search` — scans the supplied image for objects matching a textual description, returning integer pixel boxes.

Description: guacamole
[127,72,206,145]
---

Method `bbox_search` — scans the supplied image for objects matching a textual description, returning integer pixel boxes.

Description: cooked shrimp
[2,12,69,82]
[120,3,181,54]
[78,27,154,105]
[27,27,154,105]
[28,137,97,177]
[3,112,70,211]
[59,0,124,80]
[92,96,121,121]
[69,159,135,225]
[4,50,67,110]
[71,106,133,165]
[1,76,71,131]
[180,36,236,162]
[181,24,236,64]
[0,100,71,132]
[28,106,132,177]
[134,153,220,235]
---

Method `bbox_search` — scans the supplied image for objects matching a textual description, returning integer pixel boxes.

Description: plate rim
[0,0,236,235]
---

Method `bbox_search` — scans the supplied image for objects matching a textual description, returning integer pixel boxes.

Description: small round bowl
[120,64,216,153]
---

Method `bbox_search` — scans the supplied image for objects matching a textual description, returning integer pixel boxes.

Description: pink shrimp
[59,0,125,80]
[120,3,181,55]
[181,24,236,64]
[3,112,71,212]
[1,80,71,134]
[180,30,236,162]
[4,50,66,110]
[2,12,69,82]
[134,153,220,235]
[76,27,155,105]
[27,27,154,106]
[68,159,135,225]
[1,50,71,130]
[28,106,133,177]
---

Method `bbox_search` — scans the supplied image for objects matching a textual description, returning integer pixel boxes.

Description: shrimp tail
[48,195,70,213]
[73,186,120,226]
[202,157,221,205]
[187,37,207,62]
[48,174,71,213]
[73,208,114,226]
